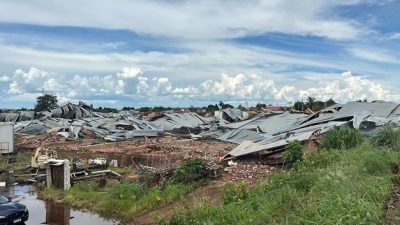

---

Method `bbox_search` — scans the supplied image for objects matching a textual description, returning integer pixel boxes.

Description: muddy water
[0,185,119,225]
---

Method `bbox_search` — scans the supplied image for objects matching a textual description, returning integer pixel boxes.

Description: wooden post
[46,160,71,190]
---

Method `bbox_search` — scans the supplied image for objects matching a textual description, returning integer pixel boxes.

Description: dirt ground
[15,134,284,225]
[384,184,400,225]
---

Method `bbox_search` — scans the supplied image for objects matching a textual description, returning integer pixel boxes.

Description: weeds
[63,182,192,221]
[0,152,30,171]
[161,144,400,225]
[372,124,400,150]
[221,182,249,205]
[44,158,208,222]
[321,127,363,150]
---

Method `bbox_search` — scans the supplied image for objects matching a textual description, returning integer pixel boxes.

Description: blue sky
[0,0,400,108]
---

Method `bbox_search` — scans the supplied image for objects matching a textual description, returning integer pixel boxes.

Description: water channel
[0,185,119,225]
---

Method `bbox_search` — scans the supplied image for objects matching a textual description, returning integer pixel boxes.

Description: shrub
[171,159,207,184]
[222,182,250,205]
[372,124,400,150]
[321,127,363,150]
[283,140,304,166]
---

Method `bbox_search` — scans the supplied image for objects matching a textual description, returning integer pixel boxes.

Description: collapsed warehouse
[1,100,400,186]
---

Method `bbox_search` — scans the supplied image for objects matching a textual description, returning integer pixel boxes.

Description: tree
[34,94,58,112]
[206,104,219,113]
[219,101,225,108]
[237,104,246,111]
[326,98,336,107]
[293,101,305,111]
[222,104,234,109]
[255,103,266,110]
[122,106,135,110]
[306,96,316,110]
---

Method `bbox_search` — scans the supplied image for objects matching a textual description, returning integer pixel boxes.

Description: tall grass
[0,152,30,171]
[64,181,193,221]
[320,127,363,150]
[372,124,400,150]
[160,145,400,225]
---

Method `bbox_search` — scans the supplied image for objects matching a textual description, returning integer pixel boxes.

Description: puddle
[0,185,119,225]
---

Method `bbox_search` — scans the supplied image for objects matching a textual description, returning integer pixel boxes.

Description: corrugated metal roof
[225,131,315,158]
[151,112,210,130]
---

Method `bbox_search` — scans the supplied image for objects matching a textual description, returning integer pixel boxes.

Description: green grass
[160,144,400,225]
[42,159,208,222]
[61,182,193,221]
[321,127,363,150]
[107,167,135,175]
[0,152,30,171]
[372,124,400,150]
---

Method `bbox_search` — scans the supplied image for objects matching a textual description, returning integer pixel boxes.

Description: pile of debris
[219,101,400,160]
[4,100,400,164]
[224,161,274,184]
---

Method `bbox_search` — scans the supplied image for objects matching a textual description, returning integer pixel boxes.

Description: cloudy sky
[1,0,400,108]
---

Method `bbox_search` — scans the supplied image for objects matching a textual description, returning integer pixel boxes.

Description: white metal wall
[0,123,14,154]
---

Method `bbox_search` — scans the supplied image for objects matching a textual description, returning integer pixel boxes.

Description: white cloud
[349,48,399,64]
[7,81,24,95]
[14,67,48,83]
[43,78,64,91]
[0,0,367,40]
[117,67,143,79]
[0,75,10,82]
[102,42,126,49]
[3,67,400,106]
[386,33,400,40]
[154,78,173,95]
[298,71,391,101]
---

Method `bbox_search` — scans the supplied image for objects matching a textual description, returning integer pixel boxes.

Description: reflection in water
[0,185,118,225]
[46,200,70,225]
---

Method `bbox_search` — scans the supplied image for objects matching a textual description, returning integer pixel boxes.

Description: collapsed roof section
[289,101,399,132]
[223,101,400,159]
[7,100,400,153]
[215,108,249,122]
[10,103,209,141]
[0,101,95,122]
[151,112,212,131]
[0,111,35,122]
[51,101,94,119]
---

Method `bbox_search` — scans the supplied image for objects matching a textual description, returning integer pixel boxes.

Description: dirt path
[132,180,226,225]
[384,184,400,225]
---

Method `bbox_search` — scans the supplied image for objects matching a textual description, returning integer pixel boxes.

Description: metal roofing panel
[225,131,315,157]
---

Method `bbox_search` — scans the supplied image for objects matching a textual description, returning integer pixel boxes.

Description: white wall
[0,123,14,153]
